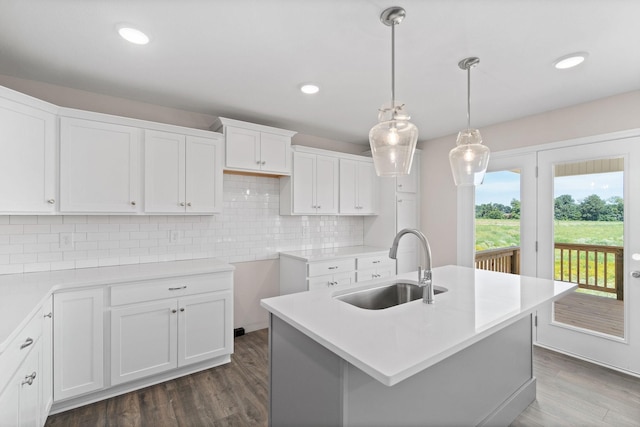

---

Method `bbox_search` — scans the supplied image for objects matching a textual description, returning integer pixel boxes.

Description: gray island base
[270,314,535,426]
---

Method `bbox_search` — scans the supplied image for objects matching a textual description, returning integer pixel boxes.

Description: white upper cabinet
[212,117,296,175]
[60,116,141,213]
[0,87,57,214]
[339,159,378,215]
[145,130,223,214]
[281,149,339,215]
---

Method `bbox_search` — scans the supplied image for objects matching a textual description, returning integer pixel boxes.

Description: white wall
[0,74,365,332]
[420,90,640,267]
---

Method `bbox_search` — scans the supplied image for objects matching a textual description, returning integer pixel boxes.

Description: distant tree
[475,203,510,219]
[579,194,607,221]
[603,196,624,221]
[554,194,581,220]
[510,199,521,219]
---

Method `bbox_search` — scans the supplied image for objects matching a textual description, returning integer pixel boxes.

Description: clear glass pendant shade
[369,102,418,177]
[449,128,490,186]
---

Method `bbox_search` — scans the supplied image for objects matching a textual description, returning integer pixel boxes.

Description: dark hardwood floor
[46,329,640,426]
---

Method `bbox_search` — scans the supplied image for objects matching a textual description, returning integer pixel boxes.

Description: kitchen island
[260,265,576,426]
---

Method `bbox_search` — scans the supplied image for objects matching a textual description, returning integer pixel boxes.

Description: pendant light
[449,57,490,186]
[368,6,418,177]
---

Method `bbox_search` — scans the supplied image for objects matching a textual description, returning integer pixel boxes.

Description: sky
[475,170,623,206]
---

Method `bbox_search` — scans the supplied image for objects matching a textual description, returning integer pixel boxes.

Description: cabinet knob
[180,308,185,312]
[179,202,186,207]
[398,184,403,188]
[256,160,261,165]
[21,372,37,386]
[398,199,403,203]
[317,205,321,209]
[171,309,177,314]
[261,160,266,165]
[130,201,136,206]
[187,202,192,207]
[44,312,52,318]
[47,198,55,205]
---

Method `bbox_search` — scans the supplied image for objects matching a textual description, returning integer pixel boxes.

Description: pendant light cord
[466,64,471,130]
[391,22,396,108]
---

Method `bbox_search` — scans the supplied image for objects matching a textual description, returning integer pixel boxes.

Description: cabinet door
[178,291,232,367]
[41,297,53,421]
[185,136,223,213]
[18,343,40,427]
[315,155,339,214]
[225,126,260,170]
[396,151,420,193]
[339,159,358,214]
[292,152,316,214]
[144,130,186,213]
[260,132,290,174]
[110,300,178,385]
[0,97,56,213]
[396,194,419,274]
[357,161,377,214]
[60,117,141,213]
[0,342,41,427]
[53,288,104,401]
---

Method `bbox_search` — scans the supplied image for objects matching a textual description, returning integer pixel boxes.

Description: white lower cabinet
[110,275,233,386]
[279,249,394,295]
[0,300,48,427]
[53,288,104,402]
[0,341,41,427]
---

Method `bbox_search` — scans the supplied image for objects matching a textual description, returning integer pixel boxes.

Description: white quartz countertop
[279,245,389,262]
[0,258,233,353]
[261,265,576,386]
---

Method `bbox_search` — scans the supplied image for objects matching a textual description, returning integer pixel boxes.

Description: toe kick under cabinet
[279,247,394,295]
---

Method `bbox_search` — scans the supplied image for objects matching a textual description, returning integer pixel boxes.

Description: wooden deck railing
[475,246,520,274]
[475,244,624,301]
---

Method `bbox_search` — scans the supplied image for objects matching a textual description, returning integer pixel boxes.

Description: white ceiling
[1,0,639,145]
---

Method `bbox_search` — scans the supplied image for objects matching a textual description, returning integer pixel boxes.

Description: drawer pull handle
[44,312,52,318]
[21,372,37,386]
[328,266,339,270]
[20,338,34,350]
[168,286,187,291]
[373,260,381,264]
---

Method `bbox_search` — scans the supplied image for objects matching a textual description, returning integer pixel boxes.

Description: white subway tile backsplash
[1,175,364,273]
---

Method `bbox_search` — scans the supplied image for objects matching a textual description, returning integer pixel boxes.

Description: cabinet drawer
[356,268,394,283]
[307,258,355,277]
[308,272,355,291]
[0,311,42,392]
[357,255,394,270]
[111,273,232,306]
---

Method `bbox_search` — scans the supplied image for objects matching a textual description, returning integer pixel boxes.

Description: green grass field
[476,219,623,297]
[475,219,623,250]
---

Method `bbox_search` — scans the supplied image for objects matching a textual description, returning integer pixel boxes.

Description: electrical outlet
[59,232,74,250]
[169,230,180,243]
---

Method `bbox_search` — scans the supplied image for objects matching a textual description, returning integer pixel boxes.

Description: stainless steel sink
[335,281,448,310]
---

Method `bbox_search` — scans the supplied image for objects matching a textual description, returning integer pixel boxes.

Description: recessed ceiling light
[553,52,588,70]
[300,84,320,94]
[118,25,150,45]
